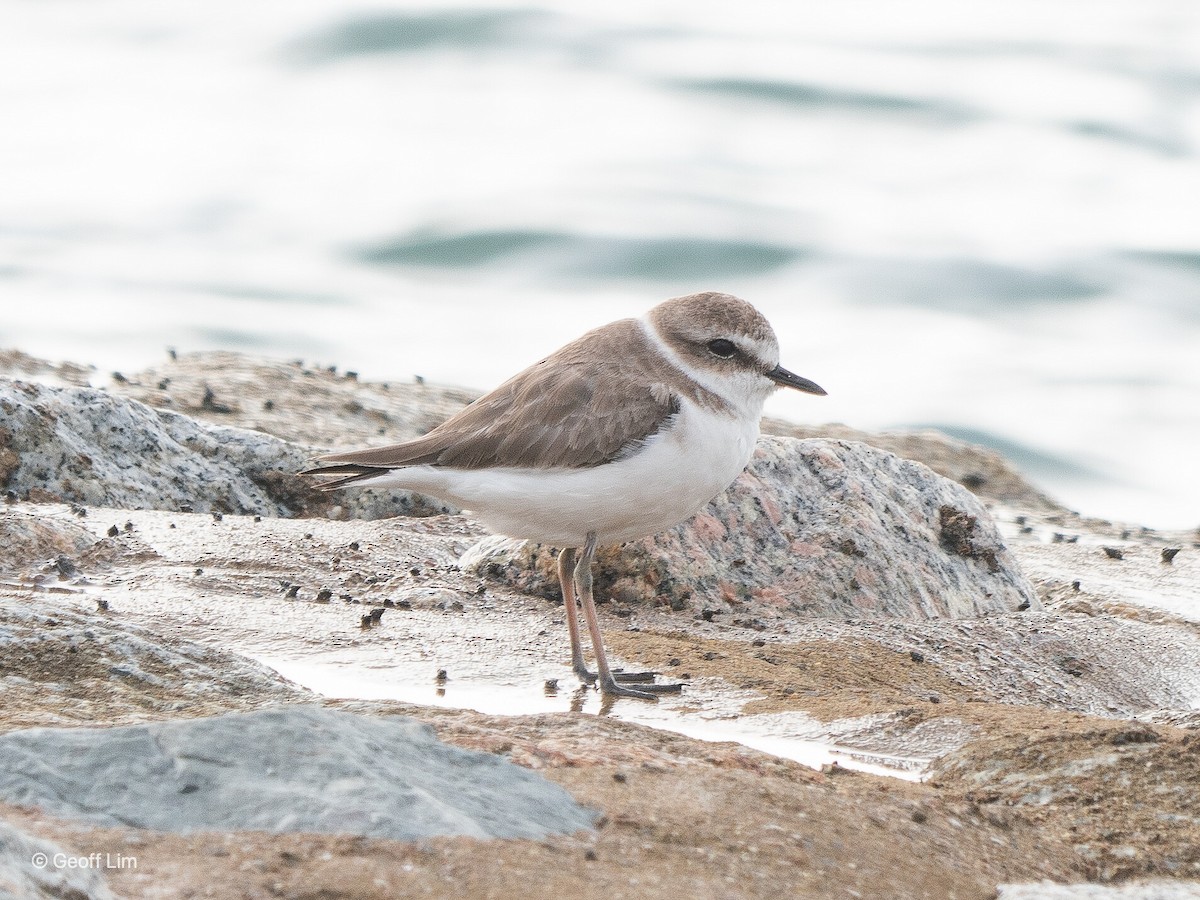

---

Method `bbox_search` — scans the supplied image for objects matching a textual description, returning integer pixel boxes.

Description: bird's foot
[572,661,664,685]
[598,675,684,700]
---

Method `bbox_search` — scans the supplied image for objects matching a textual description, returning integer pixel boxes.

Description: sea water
[1,0,1197,528]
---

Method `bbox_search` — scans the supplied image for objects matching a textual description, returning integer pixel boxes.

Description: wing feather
[300,318,695,480]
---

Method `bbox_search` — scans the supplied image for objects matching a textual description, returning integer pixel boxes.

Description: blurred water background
[1,1,1198,528]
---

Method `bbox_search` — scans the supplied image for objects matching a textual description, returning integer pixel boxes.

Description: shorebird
[300,292,825,699]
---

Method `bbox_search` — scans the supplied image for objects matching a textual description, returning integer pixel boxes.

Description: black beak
[767,364,826,395]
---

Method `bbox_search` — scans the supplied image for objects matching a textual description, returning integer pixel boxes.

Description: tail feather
[298,462,394,491]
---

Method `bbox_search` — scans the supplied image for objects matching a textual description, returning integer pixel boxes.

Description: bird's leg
[574,531,682,699]
[557,547,593,683]
[560,546,658,685]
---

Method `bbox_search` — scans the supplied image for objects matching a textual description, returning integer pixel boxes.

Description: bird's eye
[706,338,737,359]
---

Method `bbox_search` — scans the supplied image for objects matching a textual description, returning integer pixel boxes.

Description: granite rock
[0,380,451,520]
[466,437,1039,621]
[0,707,596,840]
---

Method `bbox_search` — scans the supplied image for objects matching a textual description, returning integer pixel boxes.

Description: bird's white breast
[363,397,760,547]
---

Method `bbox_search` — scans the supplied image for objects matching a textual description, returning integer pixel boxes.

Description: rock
[762,418,1065,513]
[0,591,306,731]
[109,350,480,453]
[998,881,1200,899]
[0,707,596,840]
[0,380,451,519]
[466,437,1038,621]
[0,510,99,571]
[0,819,115,900]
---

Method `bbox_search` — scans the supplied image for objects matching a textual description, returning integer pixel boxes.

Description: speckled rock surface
[0,707,596,840]
[0,819,115,900]
[466,436,1039,621]
[0,379,451,520]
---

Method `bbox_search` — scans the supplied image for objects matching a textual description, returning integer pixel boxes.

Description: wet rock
[0,707,596,840]
[0,819,116,900]
[0,592,305,731]
[466,438,1038,621]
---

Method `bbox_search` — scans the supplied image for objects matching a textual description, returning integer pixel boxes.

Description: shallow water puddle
[260,654,929,781]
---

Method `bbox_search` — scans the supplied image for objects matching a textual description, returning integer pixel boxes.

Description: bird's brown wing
[301,318,686,485]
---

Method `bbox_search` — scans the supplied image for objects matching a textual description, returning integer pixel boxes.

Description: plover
[300,291,825,699]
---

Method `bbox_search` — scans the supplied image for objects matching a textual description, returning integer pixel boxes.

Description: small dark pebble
[169,523,176,529]
[5,491,19,504]
[1162,548,1181,564]
[409,567,421,577]
[395,600,412,610]
[751,639,766,647]
[700,609,715,622]
[304,533,313,540]
[123,522,134,533]
[157,378,170,390]
[612,773,627,784]
[55,556,77,577]
[435,669,448,683]
[285,585,300,599]
[70,504,87,518]
[212,512,223,522]
[360,614,372,628]
[1017,600,1031,611]
[1071,580,1081,592]
[369,608,384,623]
[254,516,261,523]
[544,679,558,692]
[200,386,233,414]
[928,694,941,704]
[180,505,193,513]
[194,568,203,576]
[345,371,358,381]
[112,371,127,383]
[107,524,120,537]
[911,810,928,824]
[910,650,925,663]
[263,399,275,411]
[449,600,464,612]
[1103,547,1124,560]
[315,588,333,603]
[348,541,360,551]
[167,347,177,360]
[584,849,598,862]
[702,651,719,661]
[667,657,681,667]
[96,599,109,612]
[382,598,395,607]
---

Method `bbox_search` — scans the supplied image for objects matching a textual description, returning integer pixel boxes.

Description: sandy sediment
[1,349,1199,899]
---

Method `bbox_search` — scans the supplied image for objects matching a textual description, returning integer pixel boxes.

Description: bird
[300,291,826,699]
